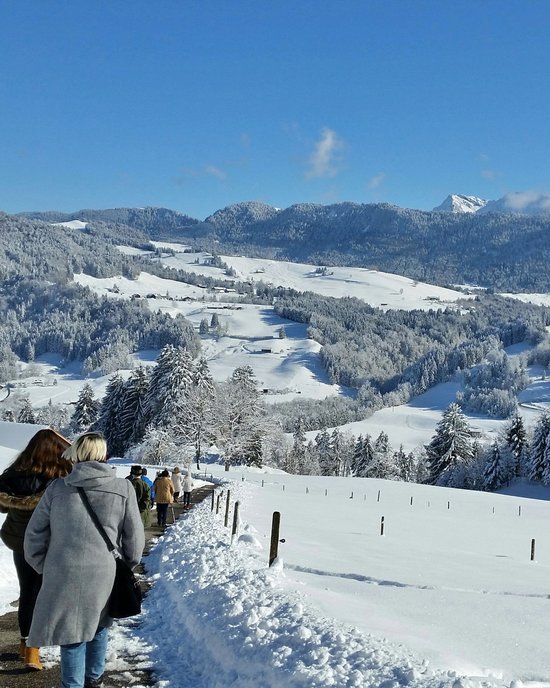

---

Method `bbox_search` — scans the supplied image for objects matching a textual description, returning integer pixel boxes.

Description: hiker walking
[0,429,71,671]
[171,466,182,502]
[141,467,154,507]
[182,471,195,508]
[127,465,151,527]
[154,470,174,528]
[24,432,145,688]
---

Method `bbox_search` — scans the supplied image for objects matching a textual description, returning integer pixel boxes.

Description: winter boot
[84,675,104,688]
[19,638,26,660]
[24,646,43,671]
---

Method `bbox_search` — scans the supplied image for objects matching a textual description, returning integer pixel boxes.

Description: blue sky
[1,0,549,219]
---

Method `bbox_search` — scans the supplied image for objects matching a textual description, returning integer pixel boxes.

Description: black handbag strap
[77,486,116,554]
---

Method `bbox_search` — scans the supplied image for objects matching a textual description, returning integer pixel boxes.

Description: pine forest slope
[19,201,550,291]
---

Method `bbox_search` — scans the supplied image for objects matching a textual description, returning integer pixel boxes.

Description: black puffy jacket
[0,470,52,552]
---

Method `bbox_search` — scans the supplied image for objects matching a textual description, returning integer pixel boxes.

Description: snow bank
[132,480,505,687]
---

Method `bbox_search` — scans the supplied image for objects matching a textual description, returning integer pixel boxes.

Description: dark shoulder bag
[77,487,142,619]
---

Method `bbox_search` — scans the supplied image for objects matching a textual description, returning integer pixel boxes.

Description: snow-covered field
[1,424,549,686]
[138,245,475,313]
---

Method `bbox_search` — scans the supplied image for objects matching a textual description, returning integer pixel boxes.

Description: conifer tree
[17,398,37,424]
[483,442,506,491]
[118,367,150,450]
[505,415,528,477]
[71,383,100,433]
[425,403,474,485]
[95,373,126,455]
[528,412,550,482]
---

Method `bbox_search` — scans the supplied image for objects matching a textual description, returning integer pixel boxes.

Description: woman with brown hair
[0,428,72,671]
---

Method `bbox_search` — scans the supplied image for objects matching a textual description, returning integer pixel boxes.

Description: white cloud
[502,190,550,210]
[305,127,345,180]
[368,172,386,190]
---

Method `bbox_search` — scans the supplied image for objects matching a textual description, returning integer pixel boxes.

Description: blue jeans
[60,626,108,688]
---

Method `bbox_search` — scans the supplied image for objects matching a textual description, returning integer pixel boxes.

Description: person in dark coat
[0,428,71,671]
[24,432,145,688]
[126,465,151,527]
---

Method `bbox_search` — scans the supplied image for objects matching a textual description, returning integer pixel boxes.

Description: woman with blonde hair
[0,428,71,671]
[24,432,145,688]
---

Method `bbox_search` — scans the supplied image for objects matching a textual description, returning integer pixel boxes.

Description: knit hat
[130,465,143,476]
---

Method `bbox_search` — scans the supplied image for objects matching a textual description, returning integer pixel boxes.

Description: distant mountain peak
[433,195,488,214]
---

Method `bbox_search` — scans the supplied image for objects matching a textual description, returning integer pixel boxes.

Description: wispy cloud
[204,165,227,181]
[368,172,386,190]
[305,127,345,180]
[175,164,228,184]
[481,169,499,180]
[240,132,251,148]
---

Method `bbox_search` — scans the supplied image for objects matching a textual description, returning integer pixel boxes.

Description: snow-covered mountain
[478,191,550,216]
[433,194,487,213]
[434,191,550,216]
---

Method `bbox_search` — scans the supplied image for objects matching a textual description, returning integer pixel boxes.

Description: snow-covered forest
[3,209,550,495]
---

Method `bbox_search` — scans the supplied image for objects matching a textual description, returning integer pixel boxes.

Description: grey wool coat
[24,461,145,647]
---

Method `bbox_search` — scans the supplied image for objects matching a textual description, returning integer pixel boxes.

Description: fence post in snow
[410,496,413,506]
[380,516,385,536]
[447,501,450,510]
[211,490,215,511]
[519,505,522,517]
[377,490,381,502]
[231,501,240,544]
[283,484,285,492]
[216,493,221,515]
[325,489,328,496]
[269,511,281,567]
[262,479,264,487]
[531,539,536,561]
[224,490,231,527]
[306,487,309,494]
[350,491,353,499]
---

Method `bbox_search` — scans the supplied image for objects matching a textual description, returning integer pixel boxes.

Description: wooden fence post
[231,501,240,543]
[211,490,215,511]
[410,496,413,506]
[224,490,231,527]
[269,511,281,567]
[216,493,221,515]
[377,490,381,502]
[380,516,385,536]
[531,538,536,561]
[350,491,353,499]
